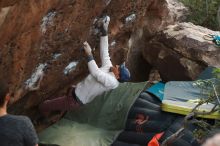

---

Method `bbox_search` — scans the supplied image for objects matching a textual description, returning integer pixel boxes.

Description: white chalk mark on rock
[125,14,136,24]
[52,53,62,60]
[41,11,57,34]
[25,63,47,89]
[110,40,116,48]
[63,61,79,75]
[103,0,111,6]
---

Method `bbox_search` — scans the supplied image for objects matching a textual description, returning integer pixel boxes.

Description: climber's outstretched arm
[100,16,112,67]
[100,36,112,67]
[88,59,118,88]
[83,41,118,88]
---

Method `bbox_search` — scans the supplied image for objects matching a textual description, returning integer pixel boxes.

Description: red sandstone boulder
[142,22,220,81]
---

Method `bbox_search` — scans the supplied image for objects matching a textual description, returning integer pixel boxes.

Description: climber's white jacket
[75,36,119,104]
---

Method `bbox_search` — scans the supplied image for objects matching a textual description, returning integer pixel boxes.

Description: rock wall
[0,0,181,116]
[126,0,187,81]
[142,23,220,81]
[1,0,218,120]
[0,0,19,8]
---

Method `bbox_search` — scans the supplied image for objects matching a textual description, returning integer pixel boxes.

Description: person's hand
[83,41,92,56]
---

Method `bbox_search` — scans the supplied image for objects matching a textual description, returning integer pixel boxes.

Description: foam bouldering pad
[39,82,148,146]
[162,79,220,119]
[146,82,165,101]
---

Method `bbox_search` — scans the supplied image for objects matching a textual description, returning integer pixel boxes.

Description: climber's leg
[39,95,80,117]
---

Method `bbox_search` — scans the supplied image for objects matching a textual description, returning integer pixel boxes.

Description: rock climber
[39,15,131,117]
[0,85,39,146]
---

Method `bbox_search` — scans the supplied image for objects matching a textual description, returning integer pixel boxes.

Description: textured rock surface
[126,0,187,81]
[0,0,186,118]
[2,0,218,132]
[142,22,220,81]
[167,0,188,22]
[0,0,19,8]
[0,7,10,26]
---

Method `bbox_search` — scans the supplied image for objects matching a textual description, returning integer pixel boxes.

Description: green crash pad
[39,82,147,146]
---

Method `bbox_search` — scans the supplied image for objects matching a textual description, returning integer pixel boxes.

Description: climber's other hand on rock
[83,41,92,56]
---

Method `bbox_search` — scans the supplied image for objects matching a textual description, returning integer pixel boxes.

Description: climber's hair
[0,85,9,107]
